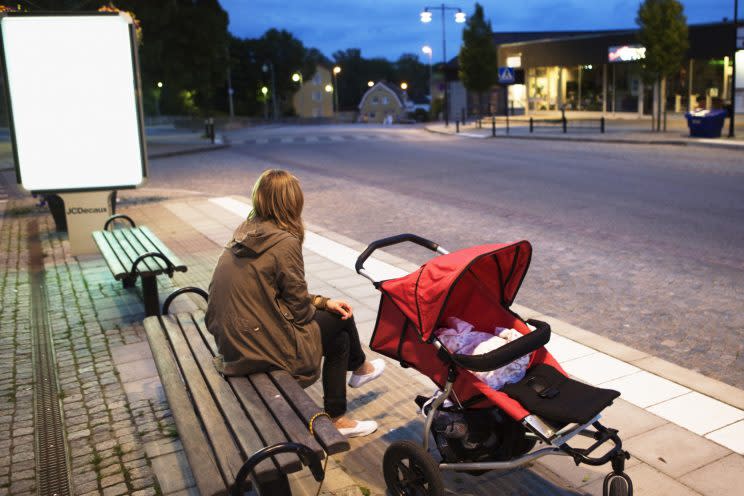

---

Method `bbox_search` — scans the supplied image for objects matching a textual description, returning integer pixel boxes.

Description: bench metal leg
[141,275,160,317]
[255,473,291,496]
[122,276,136,289]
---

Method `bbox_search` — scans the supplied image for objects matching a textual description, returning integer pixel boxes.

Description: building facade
[292,66,334,118]
[460,22,739,117]
[358,82,407,123]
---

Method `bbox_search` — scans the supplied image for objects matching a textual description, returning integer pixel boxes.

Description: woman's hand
[326,299,353,320]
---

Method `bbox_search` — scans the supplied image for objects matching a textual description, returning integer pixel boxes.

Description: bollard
[209,118,216,144]
[600,116,605,134]
[529,117,534,133]
[491,116,496,137]
[455,120,460,133]
[562,116,567,133]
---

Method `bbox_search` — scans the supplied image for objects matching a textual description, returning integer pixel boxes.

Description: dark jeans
[315,309,366,417]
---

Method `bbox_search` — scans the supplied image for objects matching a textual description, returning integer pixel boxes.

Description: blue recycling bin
[684,109,727,138]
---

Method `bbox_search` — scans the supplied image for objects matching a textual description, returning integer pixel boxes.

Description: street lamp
[325,84,333,93]
[155,81,163,117]
[292,72,304,117]
[420,4,467,126]
[400,82,408,90]
[729,0,739,137]
[261,86,269,119]
[333,65,341,113]
[367,80,374,87]
[422,45,433,103]
[262,63,278,120]
[157,81,163,88]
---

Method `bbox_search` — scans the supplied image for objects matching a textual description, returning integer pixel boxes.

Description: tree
[458,3,498,116]
[395,54,429,103]
[636,0,688,131]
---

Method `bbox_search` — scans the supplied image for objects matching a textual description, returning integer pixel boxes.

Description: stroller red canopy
[380,241,532,341]
[371,240,564,421]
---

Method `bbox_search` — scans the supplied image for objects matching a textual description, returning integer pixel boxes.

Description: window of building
[313,73,322,85]
[382,96,389,104]
[312,91,322,102]
[369,112,376,119]
[372,96,379,104]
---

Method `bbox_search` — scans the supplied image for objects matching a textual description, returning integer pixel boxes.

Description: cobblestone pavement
[136,125,744,389]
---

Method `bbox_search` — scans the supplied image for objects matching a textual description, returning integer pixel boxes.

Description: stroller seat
[502,364,620,425]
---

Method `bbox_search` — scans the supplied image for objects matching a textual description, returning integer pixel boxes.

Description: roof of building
[358,81,405,110]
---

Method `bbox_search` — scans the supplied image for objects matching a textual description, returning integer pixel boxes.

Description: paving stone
[624,423,730,478]
[149,450,194,494]
[679,453,744,496]
[102,482,129,496]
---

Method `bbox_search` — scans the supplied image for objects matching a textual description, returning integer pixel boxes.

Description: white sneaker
[337,420,378,438]
[348,359,386,388]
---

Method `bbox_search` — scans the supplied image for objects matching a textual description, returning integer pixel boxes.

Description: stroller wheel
[603,472,633,496]
[383,440,444,496]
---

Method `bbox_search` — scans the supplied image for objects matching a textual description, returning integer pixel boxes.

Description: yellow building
[358,82,406,123]
[292,66,334,118]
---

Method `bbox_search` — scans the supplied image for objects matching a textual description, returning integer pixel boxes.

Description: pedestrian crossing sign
[498,67,515,85]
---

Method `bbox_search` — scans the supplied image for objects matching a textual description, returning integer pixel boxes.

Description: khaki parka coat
[205,218,328,387]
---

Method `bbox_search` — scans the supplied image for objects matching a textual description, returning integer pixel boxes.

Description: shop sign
[608,45,646,63]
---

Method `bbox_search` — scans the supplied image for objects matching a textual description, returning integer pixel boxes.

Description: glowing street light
[157,81,163,88]
[261,86,268,96]
[291,72,302,83]
[332,66,341,114]
[421,45,432,57]
[325,84,333,93]
[420,5,467,126]
[367,80,374,87]
[422,45,433,103]
[400,82,408,90]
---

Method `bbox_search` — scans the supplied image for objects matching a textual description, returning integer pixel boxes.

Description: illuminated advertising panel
[0,13,147,193]
[608,45,647,63]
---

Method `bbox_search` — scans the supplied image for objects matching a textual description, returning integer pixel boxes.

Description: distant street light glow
[454,10,466,23]
[367,80,374,87]
[422,45,432,56]
[420,9,432,23]
[333,66,341,75]
[400,82,408,90]
[157,81,163,88]
[325,84,333,93]
[291,72,301,82]
[261,86,268,96]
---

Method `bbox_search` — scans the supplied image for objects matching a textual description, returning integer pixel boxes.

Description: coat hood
[227,218,294,257]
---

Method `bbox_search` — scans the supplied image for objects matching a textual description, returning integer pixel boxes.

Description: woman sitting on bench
[206,169,384,438]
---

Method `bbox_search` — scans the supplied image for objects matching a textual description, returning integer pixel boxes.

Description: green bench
[92,214,187,316]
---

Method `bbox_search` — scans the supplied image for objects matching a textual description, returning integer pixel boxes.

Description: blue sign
[498,67,515,85]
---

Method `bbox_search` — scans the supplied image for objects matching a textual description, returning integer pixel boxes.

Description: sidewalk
[1,187,743,495]
[425,120,744,151]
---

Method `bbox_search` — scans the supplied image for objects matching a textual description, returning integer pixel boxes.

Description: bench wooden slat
[249,374,324,458]
[121,228,169,273]
[130,227,175,273]
[160,315,245,484]
[92,231,128,279]
[102,230,138,278]
[270,370,351,455]
[176,313,301,479]
[229,377,303,463]
[107,228,157,276]
[139,226,187,270]
[143,317,227,496]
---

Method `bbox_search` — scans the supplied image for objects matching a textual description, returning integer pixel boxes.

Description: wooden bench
[92,214,187,317]
[144,288,350,496]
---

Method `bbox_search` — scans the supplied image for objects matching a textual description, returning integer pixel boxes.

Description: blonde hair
[249,169,305,242]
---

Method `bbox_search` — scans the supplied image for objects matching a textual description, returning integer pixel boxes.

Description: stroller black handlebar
[448,319,551,372]
[355,234,441,274]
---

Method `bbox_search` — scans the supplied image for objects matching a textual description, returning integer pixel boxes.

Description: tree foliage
[458,3,498,93]
[636,0,689,80]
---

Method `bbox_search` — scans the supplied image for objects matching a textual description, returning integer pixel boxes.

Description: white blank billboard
[1,13,147,193]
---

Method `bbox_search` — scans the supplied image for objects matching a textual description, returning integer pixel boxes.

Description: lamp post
[261,86,269,120]
[730,0,739,137]
[155,81,163,117]
[262,62,278,120]
[420,4,466,126]
[333,66,341,114]
[422,45,433,104]
[292,72,304,117]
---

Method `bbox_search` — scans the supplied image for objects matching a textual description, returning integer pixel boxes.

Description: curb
[148,142,230,159]
[424,125,744,150]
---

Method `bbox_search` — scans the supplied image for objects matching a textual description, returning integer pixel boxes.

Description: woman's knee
[324,331,350,358]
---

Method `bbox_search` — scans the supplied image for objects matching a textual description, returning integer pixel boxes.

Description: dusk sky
[220,0,735,62]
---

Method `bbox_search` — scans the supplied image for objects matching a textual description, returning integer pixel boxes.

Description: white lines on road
[242,132,440,146]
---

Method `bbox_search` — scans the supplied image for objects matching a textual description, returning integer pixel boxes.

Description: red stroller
[355,234,633,496]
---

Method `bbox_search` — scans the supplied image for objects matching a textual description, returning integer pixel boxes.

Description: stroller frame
[356,234,633,496]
